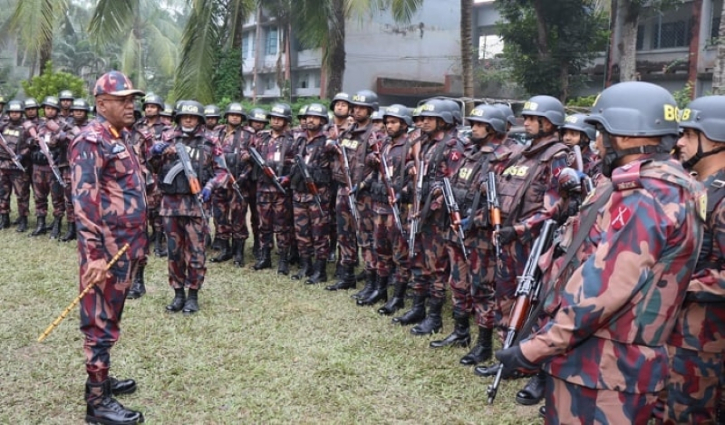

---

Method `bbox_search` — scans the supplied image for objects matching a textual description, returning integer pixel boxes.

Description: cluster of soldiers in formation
[3,76,725,424]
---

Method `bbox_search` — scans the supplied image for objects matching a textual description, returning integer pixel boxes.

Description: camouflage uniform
[155,125,228,296]
[0,117,32,219]
[30,116,70,225]
[71,118,147,390]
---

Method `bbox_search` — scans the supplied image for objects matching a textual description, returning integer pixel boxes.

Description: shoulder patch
[698,193,708,222]
[611,161,642,191]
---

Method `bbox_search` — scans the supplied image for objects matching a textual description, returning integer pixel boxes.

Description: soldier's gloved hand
[349,184,359,195]
[200,187,212,203]
[277,176,290,187]
[497,226,516,245]
[151,142,169,156]
[558,167,585,194]
[495,346,538,376]
[459,217,472,232]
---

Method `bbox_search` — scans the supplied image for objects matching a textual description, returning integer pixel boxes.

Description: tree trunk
[39,38,52,75]
[712,0,725,93]
[605,0,618,87]
[687,0,702,98]
[617,0,639,82]
[252,8,263,100]
[232,0,246,98]
[325,0,345,98]
[531,0,549,59]
[460,0,474,114]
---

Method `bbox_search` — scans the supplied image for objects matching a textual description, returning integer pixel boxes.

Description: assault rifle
[487,219,557,404]
[442,177,468,260]
[408,157,425,261]
[249,146,286,193]
[340,147,360,228]
[164,141,208,221]
[218,154,244,199]
[295,154,322,209]
[0,133,25,172]
[27,123,65,187]
[487,171,501,261]
[374,141,404,238]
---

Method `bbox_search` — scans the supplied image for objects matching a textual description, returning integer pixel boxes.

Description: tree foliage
[21,61,86,101]
[496,0,608,100]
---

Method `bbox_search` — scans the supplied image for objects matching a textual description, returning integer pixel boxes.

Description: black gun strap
[512,184,614,345]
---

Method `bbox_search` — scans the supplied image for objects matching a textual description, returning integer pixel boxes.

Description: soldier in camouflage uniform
[326,93,352,271]
[288,103,334,283]
[358,104,413,309]
[152,100,228,314]
[28,96,71,238]
[429,105,521,366]
[474,96,570,404]
[252,103,294,274]
[248,108,269,133]
[160,103,173,126]
[393,98,464,335]
[560,114,600,178]
[0,100,32,231]
[495,82,705,425]
[59,98,92,243]
[72,70,146,425]
[658,95,725,424]
[58,89,75,125]
[204,104,222,136]
[325,90,382,292]
[23,98,41,125]
[211,103,254,265]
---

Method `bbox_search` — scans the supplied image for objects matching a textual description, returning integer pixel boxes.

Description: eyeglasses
[100,96,135,106]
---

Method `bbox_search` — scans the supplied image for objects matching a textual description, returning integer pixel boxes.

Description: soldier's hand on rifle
[150,142,170,156]
[495,346,538,376]
[366,152,380,167]
[458,217,472,232]
[558,167,585,194]
[240,150,251,163]
[83,258,110,287]
[349,184,360,195]
[495,226,516,245]
[430,194,443,211]
[200,187,212,203]
[277,176,290,187]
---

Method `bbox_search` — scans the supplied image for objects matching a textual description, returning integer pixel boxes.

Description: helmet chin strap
[601,132,668,177]
[535,117,557,138]
[682,131,725,169]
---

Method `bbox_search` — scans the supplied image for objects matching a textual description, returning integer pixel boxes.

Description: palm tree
[460,0,473,113]
[88,0,183,91]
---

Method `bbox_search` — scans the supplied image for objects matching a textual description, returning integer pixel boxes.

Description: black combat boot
[515,370,546,406]
[305,259,328,284]
[291,257,312,280]
[460,326,493,365]
[411,297,444,335]
[277,250,290,275]
[288,243,300,266]
[378,279,406,315]
[253,248,272,270]
[183,289,199,314]
[0,213,9,230]
[324,264,356,291]
[84,377,137,398]
[49,215,62,239]
[15,215,28,233]
[211,236,223,251]
[85,379,144,425]
[126,266,146,300]
[252,237,261,261]
[430,312,471,348]
[210,239,233,263]
[165,288,186,312]
[351,270,376,300]
[392,295,426,326]
[357,273,388,306]
[232,238,245,267]
[30,215,47,236]
[60,221,76,242]
[153,232,167,257]
[474,362,502,377]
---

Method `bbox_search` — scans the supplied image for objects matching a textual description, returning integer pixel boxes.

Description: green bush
[21,61,86,102]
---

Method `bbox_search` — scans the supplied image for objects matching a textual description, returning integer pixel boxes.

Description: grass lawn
[0,216,540,424]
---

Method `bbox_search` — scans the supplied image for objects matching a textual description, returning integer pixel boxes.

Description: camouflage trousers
[247,185,259,244]
[659,345,723,424]
[468,230,497,329]
[80,256,138,383]
[147,180,163,233]
[293,188,331,261]
[213,188,248,241]
[373,205,410,283]
[61,167,74,222]
[335,187,358,266]
[31,165,65,217]
[257,191,292,252]
[0,169,30,216]
[355,194,376,272]
[164,215,207,290]
[495,239,531,329]
[410,211,450,300]
[544,374,658,425]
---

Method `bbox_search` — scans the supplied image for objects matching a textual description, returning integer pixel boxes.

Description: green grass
[0,216,541,424]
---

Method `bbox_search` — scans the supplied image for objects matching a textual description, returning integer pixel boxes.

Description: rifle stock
[375,141,405,238]
[250,146,286,193]
[408,158,425,260]
[442,177,468,260]
[340,147,360,228]
[295,154,322,209]
[0,132,25,172]
[487,171,501,261]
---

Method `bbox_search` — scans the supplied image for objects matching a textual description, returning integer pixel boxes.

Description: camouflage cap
[93,70,145,97]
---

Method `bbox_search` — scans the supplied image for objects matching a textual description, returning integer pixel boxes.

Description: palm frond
[88,0,139,46]
[146,24,179,76]
[5,0,68,57]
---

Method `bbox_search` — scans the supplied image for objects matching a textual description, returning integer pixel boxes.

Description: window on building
[636,25,645,51]
[265,76,275,90]
[712,1,723,44]
[478,34,504,60]
[311,72,320,88]
[243,32,254,59]
[298,73,308,89]
[266,26,278,56]
[653,20,689,49]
